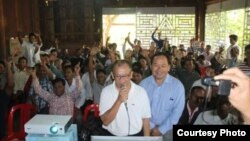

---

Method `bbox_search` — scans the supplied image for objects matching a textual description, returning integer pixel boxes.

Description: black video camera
[201,77,232,96]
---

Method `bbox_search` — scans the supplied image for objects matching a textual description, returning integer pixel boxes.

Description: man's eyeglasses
[114,73,131,79]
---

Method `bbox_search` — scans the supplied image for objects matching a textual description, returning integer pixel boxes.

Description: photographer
[214,67,250,124]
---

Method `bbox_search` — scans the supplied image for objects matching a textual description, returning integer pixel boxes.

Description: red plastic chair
[83,104,99,123]
[3,104,36,141]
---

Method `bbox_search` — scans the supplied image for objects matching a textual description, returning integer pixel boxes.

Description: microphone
[120,84,125,90]
[120,84,130,135]
[120,84,128,107]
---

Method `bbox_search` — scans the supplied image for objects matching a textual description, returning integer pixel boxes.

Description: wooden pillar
[94,0,102,41]
[0,0,6,60]
[31,0,40,32]
[84,0,94,43]
[195,0,206,41]
[199,0,206,41]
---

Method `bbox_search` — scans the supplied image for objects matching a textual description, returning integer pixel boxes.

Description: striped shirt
[32,76,82,115]
[238,62,250,77]
[29,76,53,112]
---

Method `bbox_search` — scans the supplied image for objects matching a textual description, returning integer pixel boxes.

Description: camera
[201,77,232,96]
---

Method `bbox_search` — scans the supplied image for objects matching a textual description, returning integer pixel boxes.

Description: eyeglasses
[114,73,131,80]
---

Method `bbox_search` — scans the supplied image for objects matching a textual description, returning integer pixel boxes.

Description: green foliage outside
[205,8,249,59]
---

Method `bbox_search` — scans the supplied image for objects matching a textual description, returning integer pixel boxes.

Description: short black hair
[190,86,205,96]
[0,60,5,67]
[132,62,141,70]
[245,44,250,52]
[63,65,73,72]
[52,78,65,86]
[18,56,27,63]
[138,56,147,61]
[206,45,211,48]
[96,69,106,75]
[151,52,170,65]
[50,49,57,54]
[29,32,35,37]
[180,48,186,52]
[229,34,238,42]
[197,55,205,60]
[40,53,49,57]
[183,58,193,66]
[132,68,143,75]
[172,45,177,49]
[187,52,194,56]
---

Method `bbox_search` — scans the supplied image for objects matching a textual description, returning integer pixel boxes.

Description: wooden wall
[39,0,200,48]
[0,0,40,60]
[0,0,223,59]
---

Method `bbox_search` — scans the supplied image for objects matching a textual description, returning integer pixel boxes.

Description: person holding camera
[214,67,250,124]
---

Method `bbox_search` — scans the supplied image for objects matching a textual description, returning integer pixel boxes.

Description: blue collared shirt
[140,74,185,134]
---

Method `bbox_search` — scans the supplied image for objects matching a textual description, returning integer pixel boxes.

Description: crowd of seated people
[0,30,249,141]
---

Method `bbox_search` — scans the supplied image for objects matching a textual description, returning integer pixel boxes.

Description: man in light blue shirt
[140,52,185,136]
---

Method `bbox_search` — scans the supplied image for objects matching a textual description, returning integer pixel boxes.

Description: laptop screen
[91,136,163,141]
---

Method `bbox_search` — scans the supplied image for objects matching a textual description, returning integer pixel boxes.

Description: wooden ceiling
[95,0,197,7]
[94,0,224,7]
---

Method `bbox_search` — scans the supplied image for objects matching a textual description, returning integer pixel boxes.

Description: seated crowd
[0,31,249,140]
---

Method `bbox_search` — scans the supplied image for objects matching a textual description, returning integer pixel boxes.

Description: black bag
[80,111,105,141]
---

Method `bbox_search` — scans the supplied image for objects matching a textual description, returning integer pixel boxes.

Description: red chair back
[199,66,207,78]
[83,104,99,123]
[5,104,36,141]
